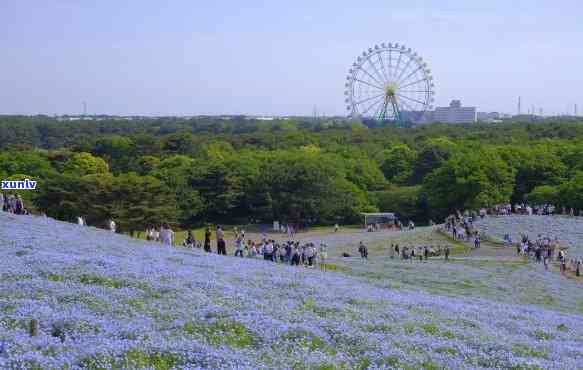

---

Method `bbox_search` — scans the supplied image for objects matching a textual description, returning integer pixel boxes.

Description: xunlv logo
[1,179,37,190]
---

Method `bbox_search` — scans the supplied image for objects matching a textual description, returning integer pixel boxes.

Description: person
[109,219,116,233]
[577,260,581,277]
[160,223,174,246]
[263,240,274,261]
[423,246,429,261]
[306,244,315,267]
[319,243,328,266]
[234,236,244,257]
[204,226,212,252]
[0,192,4,212]
[15,195,24,215]
[358,241,368,259]
[474,236,481,249]
[216,226,226,255]
[444,245,450,261]
[334,224,339,233]
[183,230,195,248]
[291,245,300,266]
[77,216,85,226]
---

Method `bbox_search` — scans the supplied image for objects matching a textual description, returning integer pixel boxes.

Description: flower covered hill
[1,214,583,370]
[475,215,583,259]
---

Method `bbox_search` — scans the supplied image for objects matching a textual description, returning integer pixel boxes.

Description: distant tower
[531,105,535,116]
[312,105,319,121]
[539,108,543,117]
[82,101,87,116]
[575,104,578,116]
[518,96,521,115]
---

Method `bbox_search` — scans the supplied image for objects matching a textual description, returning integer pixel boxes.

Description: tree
[109,173,178,232]
[62,152,109,176]
[512,146,565,202]
[0,150,53,178]
[373,186,425,222]
[558,172,583,210]
[411,137,456,184]
[422,148,515,218]
[526,185,559,205]
[380,144,417,185]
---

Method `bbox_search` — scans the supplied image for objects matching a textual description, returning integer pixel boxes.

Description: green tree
[423,148,515,218]
[526,185,559,205]
[411,137,457,184]
[380,144,417,185]
[512,146,565,202]
[62,152,109,176]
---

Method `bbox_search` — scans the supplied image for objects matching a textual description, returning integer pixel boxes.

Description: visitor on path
[108,219,116,233]
[306,244,315,266]
[291,245,300,266]
[234,236,244,257]
[358,241,368,259]
[216,226,226,255]
[77,216,86,226]
[474,236,481,249]
[318,243,328,265]
[263,240,274,261]
[0,192,4,212]
[183,230,195,248]
[160,223,174,246]
[423,246,429,261]
[204,226,212,252]
[444,245,450,261]
[334,224,339,233]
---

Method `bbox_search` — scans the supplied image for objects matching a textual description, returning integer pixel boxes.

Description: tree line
[2,116,583,232]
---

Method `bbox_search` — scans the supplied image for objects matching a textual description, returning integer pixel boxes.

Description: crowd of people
[389,243,451,261]
[515,233,581,276]
[180,226,330,268]
[365,220,415,232]
[0,193,28,215]
[443,211,482,249]
[443,208,582,277]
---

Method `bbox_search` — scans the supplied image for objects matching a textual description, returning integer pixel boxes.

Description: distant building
[477,112,501,123]
[434,100,477,124]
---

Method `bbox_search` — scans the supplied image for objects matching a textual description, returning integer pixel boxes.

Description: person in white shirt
[160,223,174,245]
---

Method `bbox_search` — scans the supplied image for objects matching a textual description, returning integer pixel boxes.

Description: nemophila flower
[1,212,582,369]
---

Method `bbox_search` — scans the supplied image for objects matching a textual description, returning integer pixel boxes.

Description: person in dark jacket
[204,226,212,252]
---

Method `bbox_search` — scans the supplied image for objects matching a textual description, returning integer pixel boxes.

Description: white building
[434,100,477,124]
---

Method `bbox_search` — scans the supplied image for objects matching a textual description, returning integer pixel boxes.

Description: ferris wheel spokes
[345,43,434,122]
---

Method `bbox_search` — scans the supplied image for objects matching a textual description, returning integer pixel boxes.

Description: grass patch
[435,346,458,355]
[79,274,137,289]
[301,298,341,318]
[320,263,350,273]
[533,330,554,341]
[42,272,64,282]
[362,323,393,334]
[81,349,182,370]
[182,319,258,348]
[123,348,181,370]
[281,329,336,356]
[513,344,548,359]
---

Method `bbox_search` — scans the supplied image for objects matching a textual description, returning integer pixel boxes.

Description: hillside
[1,213,583,369]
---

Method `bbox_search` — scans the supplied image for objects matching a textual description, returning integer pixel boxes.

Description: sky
[1,0,582,116]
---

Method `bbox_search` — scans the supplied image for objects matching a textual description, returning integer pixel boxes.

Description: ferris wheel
[344,43,435,122]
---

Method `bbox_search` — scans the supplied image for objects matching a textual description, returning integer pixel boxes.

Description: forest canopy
[2,115,583,231]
